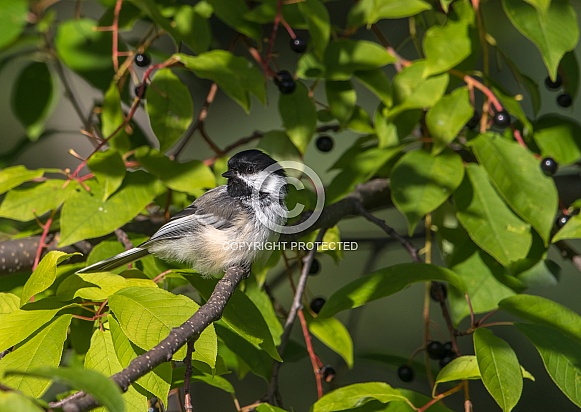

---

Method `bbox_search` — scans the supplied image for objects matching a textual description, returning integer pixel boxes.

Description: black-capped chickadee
[77,149,287,276]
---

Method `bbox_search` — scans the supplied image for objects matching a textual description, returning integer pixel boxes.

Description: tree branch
[56,265,248,412]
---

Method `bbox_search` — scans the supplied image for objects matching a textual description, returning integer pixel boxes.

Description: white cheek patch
[241,171,286,198]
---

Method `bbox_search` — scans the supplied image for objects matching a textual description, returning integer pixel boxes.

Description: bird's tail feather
[77,247,150,273]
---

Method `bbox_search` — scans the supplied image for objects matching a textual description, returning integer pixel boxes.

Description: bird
[77,149,288,277]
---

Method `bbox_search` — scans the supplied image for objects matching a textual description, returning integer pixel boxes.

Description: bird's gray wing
[144,186,243,244]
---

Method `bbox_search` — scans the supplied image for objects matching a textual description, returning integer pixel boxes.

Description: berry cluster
[274,70,296,94]
[427,340,457,368]
[544,74,573,108]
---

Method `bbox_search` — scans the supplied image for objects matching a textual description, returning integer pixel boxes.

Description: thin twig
[268,228,328,404]
[183,340,195,412]
[353,202,420,262]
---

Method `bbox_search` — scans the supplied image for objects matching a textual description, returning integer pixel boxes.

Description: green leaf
[325,81,357,126]
[391,149,464,235]
[101,83,130,152]
[85,329,123,376]
[299,0,330,58]
[0,392,44,412]
[375,108,421,148]
[354,69,392,106]
[206,0,262,42]
[174,4,212,54]
[257,130,302,169]
[0,165,44,195]
[54,19,115,91]
[499,294,581,343]
[471,133,558,243]
[324,40,396,80]
[474,328,522,411]
[448,244,516,325]
[0,0,28,50]
[0,301,62,352]
[435,355,480,386]
[20,251,77,306]
[176,51,265,112]
[11,62,58,140]
[0,179,77,221]
[454,164,532,266]
[129,0,180,41]
[326,145,401,204]
[312,382,408,412]
[215,323,273,381]
[59,171,158,246]
[307,313,353,367]
[426,87,473,154]
[423,21,471,76]
[109,316,171,404]
[243,276,284,346]
[0,293,19,314]
[553,214,581,242]
[532,115,581,165]
[189,277,281,361]
[516,323,581,408]
[255,404,289,412]
[146,68,194,152]
[319,263,465,318]
[347,0,431,28]
[279,82,317,153]
[502,0,578,80]
[191,373,235,394]
[88,150,126,200]
[392,61,449,113]
[435,355,533,396]
[13,365,125,412]
[135,147,216,194]
[56,272,156,301]
[108,287,217,366]
[0,315,72,397]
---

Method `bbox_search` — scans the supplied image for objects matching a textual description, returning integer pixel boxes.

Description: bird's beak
[222,170,235,179]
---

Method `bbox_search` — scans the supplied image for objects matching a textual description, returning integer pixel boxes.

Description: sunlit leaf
[474,328,523,411]
[0,315,72,397]
[454,164,532,266]
[312,382,408,412]
[502,0,578,80]
[146,68,194,152]
[471,134,558,243]
[319,263,465,318]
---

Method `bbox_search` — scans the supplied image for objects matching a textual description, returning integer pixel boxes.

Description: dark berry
[134,53,151,67]
[310,297,326,314]
[274,70,296,94]
[556,214,570,229]
[545,75,563,90]
[439,353,457,369]
[290,37,308,53]
[466,111,481,130]
[557,93,573,108]
[308,258,321,275]
[443,341,453,353]
[134,84,147,98]
[492,109,511,128]
[427,341,446,360]
[315,135,334,153]
[430,282,447,302]
[397,365,414,382]
[540,157,558,176]
[321,365,336,383]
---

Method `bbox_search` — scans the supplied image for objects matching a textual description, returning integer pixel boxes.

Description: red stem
[264,0,283,73]
[32,209,56,272]
[112,0,123,72]
[297,310,323,399]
